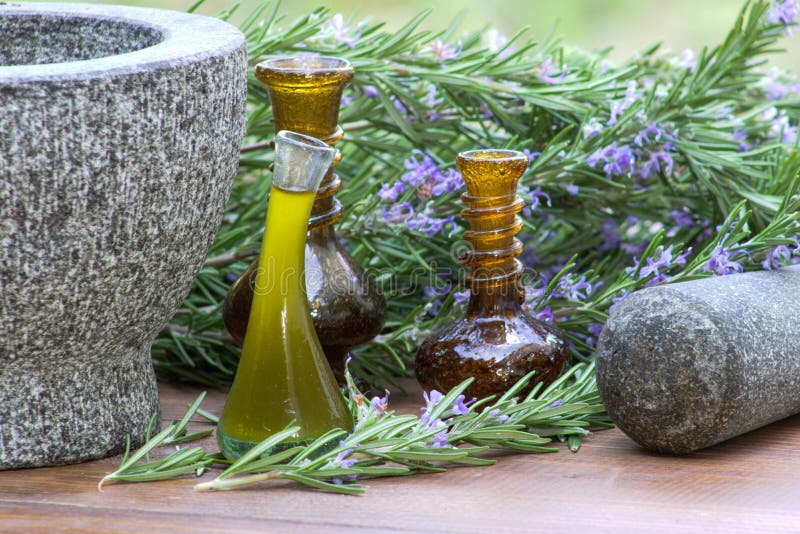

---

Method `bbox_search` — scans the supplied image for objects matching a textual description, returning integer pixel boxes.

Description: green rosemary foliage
[153,0,800,388]
[100,364,609,495]
[98,393,215,489]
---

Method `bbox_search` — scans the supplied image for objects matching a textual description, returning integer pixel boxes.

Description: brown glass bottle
[223,56,385,384]
[415,149,570,400]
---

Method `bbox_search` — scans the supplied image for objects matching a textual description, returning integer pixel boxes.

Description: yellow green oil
[217,185,353,459]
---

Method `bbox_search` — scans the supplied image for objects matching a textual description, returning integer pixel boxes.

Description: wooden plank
[1,381,800,532]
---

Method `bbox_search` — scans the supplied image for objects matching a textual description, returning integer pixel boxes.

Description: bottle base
[217,428,313,460]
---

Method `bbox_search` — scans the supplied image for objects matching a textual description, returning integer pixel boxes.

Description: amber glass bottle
[223,56,386,384]
[415,149,570,400]
[217,131,352,459]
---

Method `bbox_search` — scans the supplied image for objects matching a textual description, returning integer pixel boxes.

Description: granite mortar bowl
[0,3,247,469]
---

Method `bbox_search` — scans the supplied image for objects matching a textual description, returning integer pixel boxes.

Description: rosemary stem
[195,471,283,491]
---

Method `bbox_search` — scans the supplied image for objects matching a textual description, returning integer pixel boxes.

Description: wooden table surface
[2,381,800,533]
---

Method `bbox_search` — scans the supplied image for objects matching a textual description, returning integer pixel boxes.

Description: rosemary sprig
[100,363,608,495]
[98,393,215,490]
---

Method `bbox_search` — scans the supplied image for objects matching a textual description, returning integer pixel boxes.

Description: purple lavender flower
[768,0,800,36]
[587,142,636,179]
[423,83,444,108]
[621,239,650,256]
[528,186,551,211]
[670,209,693,228]
[430,421,451,448]
[399,151,464,199]
[381,202,414,224]
[634,123,664,147]
[487,408,510,423]
[584,322,605,347]
[479,101,493,119]
[333,442,356,469]
[556,275,593,302]
[769,112,799,144]
[451,394,475,416]
[391,95,410,120]
[566,184,579,196]
[533,306,556,324]
[423,84,445,120]
[638,149,674,179]
[335,451,356,469]
[639,245,689,278]
[597,219,622,252]
[546,399,565,409]
[523,148,542,163]
[321,14,360,48]
[704,245,744,275]
[369,391,390,415]
[424,284,449,315]
[582,118,603,139]
[680,48,697,73]
[363,85,379,98]
[378,181,406,203]
[406,213,457,238]
[430,39,461,62]
[484,28,513,59]
[401,150,439,187]
[524,284,545,306]
[537,57,567,85]
[762,244,793,270]
[430,169,465,196]
[764,68,789,100]
[420,390,444,426]
[732,128,750,153]
[453,289,471,303]
[607,81,641,126]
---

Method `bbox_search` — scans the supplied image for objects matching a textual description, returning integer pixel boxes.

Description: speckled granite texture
[0,3,247,469]
[596,265,800,454]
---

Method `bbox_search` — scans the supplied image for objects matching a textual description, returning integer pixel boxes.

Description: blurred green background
[75,0,798,69]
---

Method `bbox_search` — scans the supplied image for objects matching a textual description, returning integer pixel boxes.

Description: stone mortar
[0,3,247,469]
[596,265,800,454]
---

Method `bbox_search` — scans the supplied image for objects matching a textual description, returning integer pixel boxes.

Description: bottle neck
[308,167,343,230]
[466,277,524,318]
[308,221,336,244]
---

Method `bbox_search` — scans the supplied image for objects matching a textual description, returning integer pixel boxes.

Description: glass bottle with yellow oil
[222,55,385,385]
[217,131,353,459]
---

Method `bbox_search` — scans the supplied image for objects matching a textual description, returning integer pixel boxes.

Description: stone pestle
[596,265,800,454]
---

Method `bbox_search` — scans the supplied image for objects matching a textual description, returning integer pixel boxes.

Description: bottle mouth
[258,54,353,74]
[273,130,336,192]
[276,130,331,152]
[457,149,526,163]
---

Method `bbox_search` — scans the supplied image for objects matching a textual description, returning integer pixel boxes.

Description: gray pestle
[595,265,800,454]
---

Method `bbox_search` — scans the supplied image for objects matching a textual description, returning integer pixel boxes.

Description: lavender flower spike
[430,39,461,62]
[451,394,476,416]
[762,245,793,270]
[430,421,451,448]
[634,122,664,147]
[320,14,360,48]
[537,57,567,85]
[420,390,445,425]
[768,0,800,36]
[487,408,510,423]
[369,390,390,415]
[704,245,744,276]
